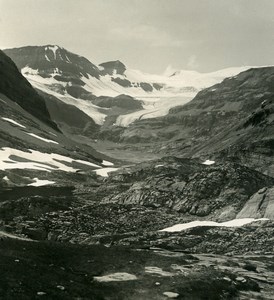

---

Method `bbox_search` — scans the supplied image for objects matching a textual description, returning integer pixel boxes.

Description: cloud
[187,55,199,70]
[109,25,184,48]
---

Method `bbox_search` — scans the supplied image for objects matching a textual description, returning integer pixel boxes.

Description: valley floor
[1,237,274,300]
[73,138,161,164]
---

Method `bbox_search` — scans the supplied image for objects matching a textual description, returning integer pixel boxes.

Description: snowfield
[0,147,115,177]
[160,218,269,232]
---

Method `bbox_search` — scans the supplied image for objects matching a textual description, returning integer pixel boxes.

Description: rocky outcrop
[0,50,58,130]
[99,60,126,75]
[99,158,274,219]
[91,94,143,110]
[237,187,274,219]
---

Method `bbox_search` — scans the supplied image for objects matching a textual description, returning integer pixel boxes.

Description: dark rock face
[237,187,274,219]
[65,85,94,100]
[0,50,57,129]
[111,77,132,87]
[140,82,153,92]
[99,60,126,75]
[91,94,143,110]
[153,83,163,90]
[39,90,100,136]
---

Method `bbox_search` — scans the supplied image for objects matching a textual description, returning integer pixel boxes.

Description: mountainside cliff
[0,50,57,129]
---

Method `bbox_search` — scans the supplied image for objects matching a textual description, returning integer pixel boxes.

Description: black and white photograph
[0,0,274,299]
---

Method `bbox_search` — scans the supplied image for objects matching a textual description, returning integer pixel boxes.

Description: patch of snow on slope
[102,160,114,166]
[163,292,180,298]
[28,178,55,187]
[45,54,50,61]
[75,159,101,168]
[26,133,59,144]
[2,117,26,128]
[47,45,59,59]
[0,231,32,241]
[0,148,100,173]
[65,54,71,63]
[160,218,269,232]
[22,66,39,75]
[95,167,118,177]
[82,73,182,98]
[202,159,215,165]
[82,74,134,98]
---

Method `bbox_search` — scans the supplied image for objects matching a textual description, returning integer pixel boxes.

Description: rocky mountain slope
[2,156,274,248]
[0,50,57,129]
[0,50,118,188]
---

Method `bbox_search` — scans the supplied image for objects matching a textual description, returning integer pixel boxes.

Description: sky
[1,0,274,73]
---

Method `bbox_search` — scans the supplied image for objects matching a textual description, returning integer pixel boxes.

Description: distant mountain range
[4,45,254,127]
[3,45,274,178]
